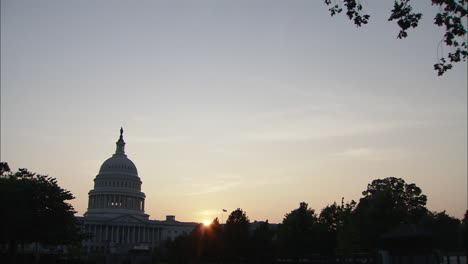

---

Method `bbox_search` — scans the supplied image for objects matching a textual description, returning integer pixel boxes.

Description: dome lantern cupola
[116,127,126,155]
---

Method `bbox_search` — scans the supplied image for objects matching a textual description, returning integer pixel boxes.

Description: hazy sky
[1,0,466,223]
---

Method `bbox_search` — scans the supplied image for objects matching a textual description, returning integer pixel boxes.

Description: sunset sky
[1,0,466,223]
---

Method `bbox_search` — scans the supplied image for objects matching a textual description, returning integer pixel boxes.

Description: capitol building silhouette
[77,128,197,255]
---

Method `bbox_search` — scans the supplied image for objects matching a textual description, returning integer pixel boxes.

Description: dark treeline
[1,162,466,264]
[156,177,467,263]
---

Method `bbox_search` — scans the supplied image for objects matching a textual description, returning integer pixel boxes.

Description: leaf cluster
[432,0,467,75]
[324,0,370,26]
[388,0,423,39]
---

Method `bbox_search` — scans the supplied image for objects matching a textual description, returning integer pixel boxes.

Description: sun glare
[203,220,211,226]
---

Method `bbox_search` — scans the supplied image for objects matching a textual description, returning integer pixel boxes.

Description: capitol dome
[84,128,148,220]
[99,154,138,177]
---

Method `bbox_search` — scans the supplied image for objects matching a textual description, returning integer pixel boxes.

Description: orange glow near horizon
[203,220,211,227]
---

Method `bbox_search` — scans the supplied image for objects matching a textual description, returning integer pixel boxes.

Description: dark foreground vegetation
[1,162,466,264]
[0,162,84,264]
[156,177,467,263]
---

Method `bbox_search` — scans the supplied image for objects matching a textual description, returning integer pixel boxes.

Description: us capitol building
[76,129,197,254]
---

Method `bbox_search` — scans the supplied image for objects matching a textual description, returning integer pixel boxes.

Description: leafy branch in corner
[432,0,467,75]
[324,0,467,76]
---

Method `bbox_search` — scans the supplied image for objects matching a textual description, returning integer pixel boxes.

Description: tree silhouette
[163,218,224,263]
[250,221,276,263]
[203,218,223,261]
[421,211,462,250]
[351,177,429,251]
[359,177,428,219]
[319,199,357,254]
[224,208,250,261]
[164,233,191,264]
[319,199,356,233]
[463,210,468,255]
[278,202,319,258]
[0,162,82,262]
[324,0,467,75]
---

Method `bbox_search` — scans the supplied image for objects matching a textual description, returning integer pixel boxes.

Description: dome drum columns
[88,194,145,211]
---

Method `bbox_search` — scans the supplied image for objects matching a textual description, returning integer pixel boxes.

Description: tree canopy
[324,0,467,75]
[224,208,251,260]
[319,199,357,254]
[279,202,319,257]
[0,162,82,256]
[358,177,428,220]
[349,177,429,250]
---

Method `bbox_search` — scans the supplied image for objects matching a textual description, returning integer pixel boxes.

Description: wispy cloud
[248,104,335,121]
[184,172,288,196]
[331,147,409,161]
[197,210,220,217]
[186,174,242,196]
[240,94,466,143]
[335,148,374,158]
[243,118,420,142]
[126,136,188,144]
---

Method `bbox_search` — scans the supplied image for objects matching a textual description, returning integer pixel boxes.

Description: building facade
[78,129,197,254]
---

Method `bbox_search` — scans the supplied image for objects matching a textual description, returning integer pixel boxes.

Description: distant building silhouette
[77,128,197,254]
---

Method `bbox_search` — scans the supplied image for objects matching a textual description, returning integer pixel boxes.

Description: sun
[203,220,211,227]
